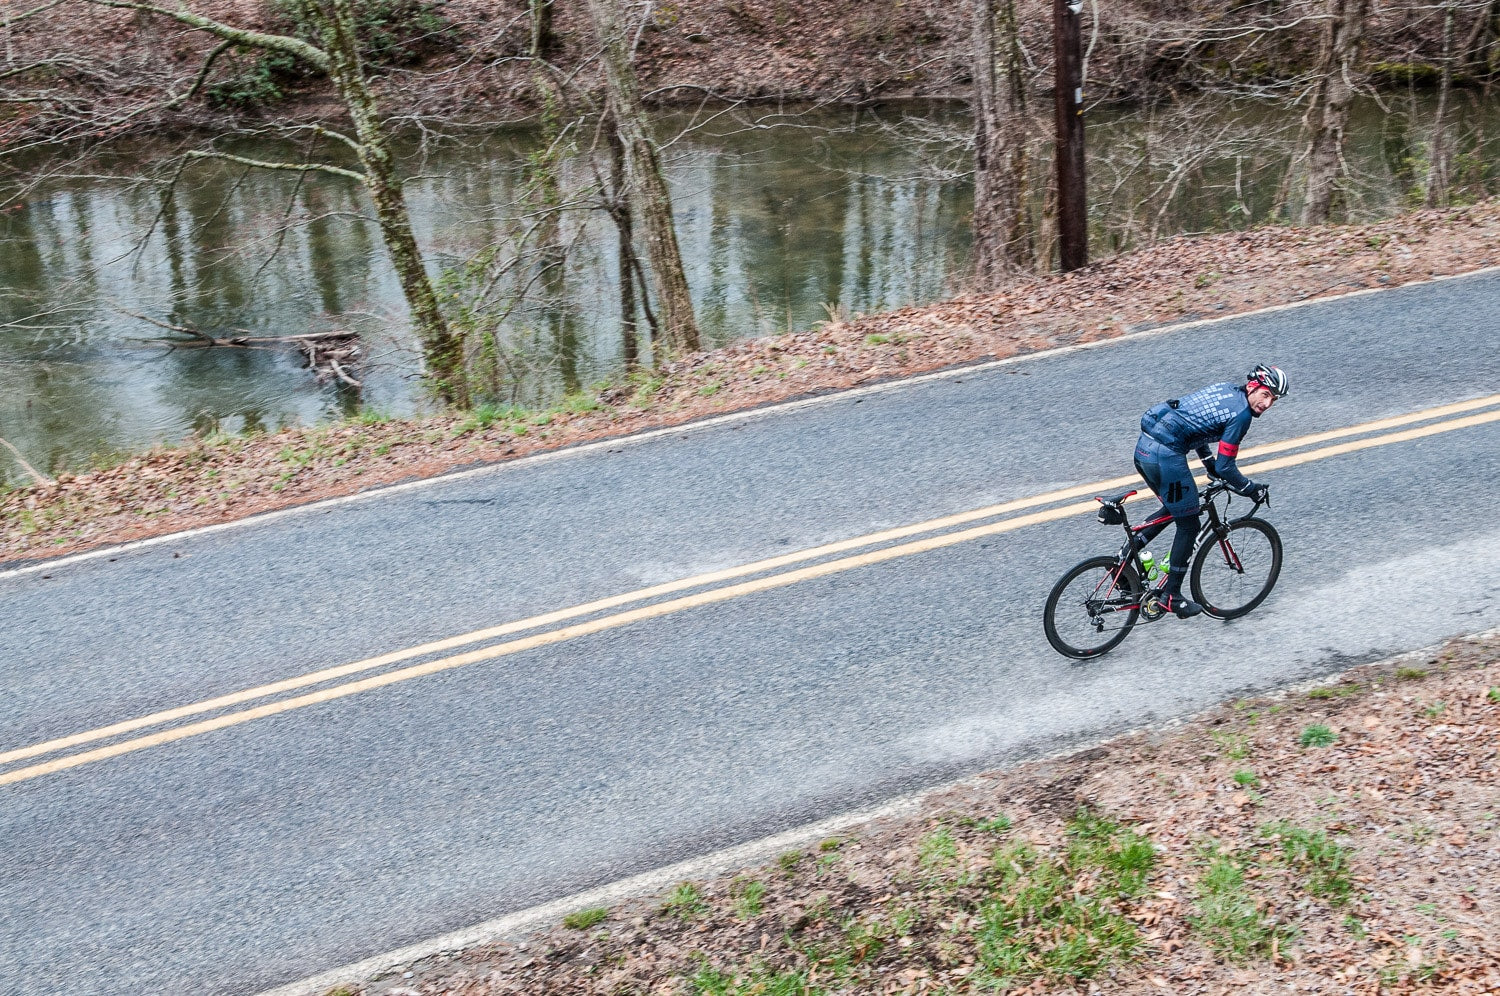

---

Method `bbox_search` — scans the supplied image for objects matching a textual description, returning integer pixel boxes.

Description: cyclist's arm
[1213,410,1255,493]
[1194,443,1218,476]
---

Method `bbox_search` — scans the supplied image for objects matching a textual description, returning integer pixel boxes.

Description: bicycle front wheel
[1044,556,1143,659]
[1190,517,1282,620]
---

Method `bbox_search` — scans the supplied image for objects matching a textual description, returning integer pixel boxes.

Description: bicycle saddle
[1097,489,1137,506]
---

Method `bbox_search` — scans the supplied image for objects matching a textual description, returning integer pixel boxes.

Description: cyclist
[1128,364,1288,618]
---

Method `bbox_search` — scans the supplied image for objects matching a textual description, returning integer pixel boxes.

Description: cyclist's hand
[1202,456,1220,479]
[1247,483,1270,506]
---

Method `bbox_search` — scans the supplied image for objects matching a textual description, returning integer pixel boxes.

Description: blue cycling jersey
[1139,382,1254,491]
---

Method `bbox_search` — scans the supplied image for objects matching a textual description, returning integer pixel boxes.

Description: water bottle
[1138,550,1157,581]
[1159,553,1171,580]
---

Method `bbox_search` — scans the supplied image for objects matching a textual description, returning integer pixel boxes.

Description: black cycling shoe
[1155,592,1203,619]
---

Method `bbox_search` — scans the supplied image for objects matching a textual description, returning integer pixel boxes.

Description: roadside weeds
[322,632,1500,996]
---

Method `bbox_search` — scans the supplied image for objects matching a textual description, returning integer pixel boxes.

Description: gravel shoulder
[5,200,1500,566]
[314,631,1500,996]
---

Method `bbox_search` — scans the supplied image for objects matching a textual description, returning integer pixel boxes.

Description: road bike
[1042,480,1282,659]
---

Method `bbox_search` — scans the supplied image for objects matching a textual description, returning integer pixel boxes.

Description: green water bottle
[1158,553,1171,580]
[1139,549,1157,581]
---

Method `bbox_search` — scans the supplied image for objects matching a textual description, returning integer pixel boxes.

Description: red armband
[1218,441,1240,458]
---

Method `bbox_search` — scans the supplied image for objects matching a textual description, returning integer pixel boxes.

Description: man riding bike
[1128,363,1289,618]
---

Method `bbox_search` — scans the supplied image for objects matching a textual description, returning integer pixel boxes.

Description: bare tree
[584,0,700,357]
[75,0,469,406]
[970,0,1035,285]
[1426,0,1458,205]
[1296,0,1370,224]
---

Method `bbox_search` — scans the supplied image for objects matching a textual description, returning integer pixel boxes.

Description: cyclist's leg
[1156,454,1202,615]
[1130,436,1173,552]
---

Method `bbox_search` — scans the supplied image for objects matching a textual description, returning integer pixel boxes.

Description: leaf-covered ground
[5,199,1500,565]
[331,633,1500,996]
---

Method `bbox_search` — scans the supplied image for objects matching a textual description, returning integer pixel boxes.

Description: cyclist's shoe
[1155,592,1203,619]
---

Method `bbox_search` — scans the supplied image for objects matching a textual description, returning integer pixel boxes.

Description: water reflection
[0,94,1495,481]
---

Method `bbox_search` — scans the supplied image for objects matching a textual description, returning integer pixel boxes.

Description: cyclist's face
[1248,386,1277,415]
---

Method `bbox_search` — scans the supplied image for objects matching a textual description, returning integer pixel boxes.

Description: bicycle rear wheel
[1043,556,1143,659]
[1190,517,1282,620]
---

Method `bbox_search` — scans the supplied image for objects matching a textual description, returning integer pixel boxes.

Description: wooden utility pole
[1053,0,1087,270]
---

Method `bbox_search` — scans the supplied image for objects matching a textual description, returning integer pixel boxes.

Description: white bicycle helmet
[1247,363,1289,398]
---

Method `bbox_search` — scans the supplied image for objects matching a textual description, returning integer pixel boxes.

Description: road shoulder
[266,629,1500,996]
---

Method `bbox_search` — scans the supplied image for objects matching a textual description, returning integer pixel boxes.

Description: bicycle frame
[1099,481,1267,612]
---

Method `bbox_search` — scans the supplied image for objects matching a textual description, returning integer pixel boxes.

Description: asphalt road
[3,273,1499,995]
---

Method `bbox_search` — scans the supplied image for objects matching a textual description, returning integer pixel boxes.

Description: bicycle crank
[1140,592,1167,622]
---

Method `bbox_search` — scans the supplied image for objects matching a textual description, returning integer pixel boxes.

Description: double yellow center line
[5,394,1500,788]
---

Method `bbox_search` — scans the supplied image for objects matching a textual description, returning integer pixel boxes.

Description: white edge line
[7,264,1499,583]
[257,625,1500,996]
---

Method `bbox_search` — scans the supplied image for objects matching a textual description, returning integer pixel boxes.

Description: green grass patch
[662,882,710,920]
[453,401,527,435]
[1232,769,1259,788]
[563,906,608,930]
[959,813,1013,834]
[1489,687,1500,704]
[1261,821,1354,906]
[731,878,767,919]
[1422,701,1446,719]
[777,850,803,875]
[1298,724,1337,748]
[974,809,1155,986]
[1396,666,1429,680]
[1210,730,1251,760]
[558,391,602,416]
[918,826,959,869]
[1189,843,1295,962]
[840,916,888,963]
[691,962,822,996]
[629,373,665,407]
[1306,684,1361,700]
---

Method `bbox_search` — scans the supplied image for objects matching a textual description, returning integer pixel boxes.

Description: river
[0,90,1495,482]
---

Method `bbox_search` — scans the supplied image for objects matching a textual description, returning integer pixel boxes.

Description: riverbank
[303,630,1500,996]
[4,198,1500,566]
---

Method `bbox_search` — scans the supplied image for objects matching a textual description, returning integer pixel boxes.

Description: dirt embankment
[5,0,1485,139]
[4,198,1500,565]
[320,632,1500,996]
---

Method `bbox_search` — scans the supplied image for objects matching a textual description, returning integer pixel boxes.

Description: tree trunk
[524,15,577,395]
[299,0,466,406]
[1052,0,1088,270]
[529,0,555,58]
[1426,2,1456,207]
[1297,0,1369,225]
[1460,0,1500,73]
[970,0,1033,287]
[606,114,641,369]
[585,0,700,358]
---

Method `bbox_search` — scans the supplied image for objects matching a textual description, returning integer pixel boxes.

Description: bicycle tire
[1190,517,1282,620]
[1044,555,1143,659]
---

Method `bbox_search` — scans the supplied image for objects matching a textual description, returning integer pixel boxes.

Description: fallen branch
[115,307,363,388]
[297,334,364,390]
[0,436,52,485]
